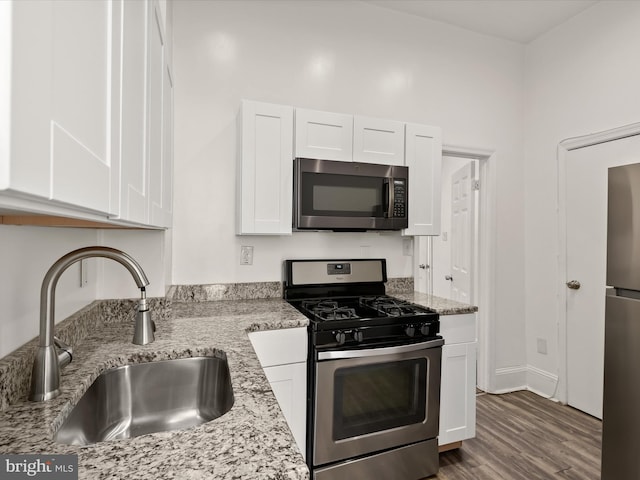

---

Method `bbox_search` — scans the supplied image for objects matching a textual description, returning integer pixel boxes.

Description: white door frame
[557,122,640,404]
[442,144,496,393]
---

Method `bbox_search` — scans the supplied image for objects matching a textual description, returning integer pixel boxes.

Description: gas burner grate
[360,296,424,317]
[301,300,360,321]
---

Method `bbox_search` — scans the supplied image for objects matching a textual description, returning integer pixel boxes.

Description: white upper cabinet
[0,0,173,228]
[148,1,173,228]
[117,0,149,224]
[403,123,442,236]
[353,116,405,166]
[237,100,294,235]
[1,0,119,215]
[115,0,173,228]
[51,0,117,215]
[237,101,442,236]
[295,108,353,162]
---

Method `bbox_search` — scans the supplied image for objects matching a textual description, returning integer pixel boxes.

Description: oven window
[301,172,384,217]
[333,359,427,440]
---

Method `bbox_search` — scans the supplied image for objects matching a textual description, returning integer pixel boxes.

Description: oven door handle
[317,338,444,360]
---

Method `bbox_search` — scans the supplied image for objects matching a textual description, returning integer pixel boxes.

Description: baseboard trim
[526,364,559,400]
[489,365,559,398]
[492,365,527,393]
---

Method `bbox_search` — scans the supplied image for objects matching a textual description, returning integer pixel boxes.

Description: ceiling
[362,0,599,44]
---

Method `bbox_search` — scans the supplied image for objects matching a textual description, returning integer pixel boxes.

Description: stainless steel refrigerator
[602,162,640,479]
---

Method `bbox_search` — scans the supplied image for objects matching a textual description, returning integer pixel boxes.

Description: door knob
[445,275,453,281]
[566,280,581,290]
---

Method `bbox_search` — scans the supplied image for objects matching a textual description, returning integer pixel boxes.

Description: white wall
[172,0,526,388]
[524,1,640,396]
[0,226,98,358]
[0,224,168,358]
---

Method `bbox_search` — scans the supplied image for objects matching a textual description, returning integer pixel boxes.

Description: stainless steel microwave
[293,158,408,231]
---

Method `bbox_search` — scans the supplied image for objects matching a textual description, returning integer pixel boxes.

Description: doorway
[558,122,640,414]
[560,128,640,418]
[418,146,496,393]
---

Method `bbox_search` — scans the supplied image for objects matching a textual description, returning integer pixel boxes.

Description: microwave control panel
[393,179,407,218]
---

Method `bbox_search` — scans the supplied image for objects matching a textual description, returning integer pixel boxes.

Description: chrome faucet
[29,246,154,402]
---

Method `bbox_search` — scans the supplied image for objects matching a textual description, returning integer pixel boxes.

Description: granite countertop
[0,299,310,480]
[0,292,475,480]
[394,292,478,315]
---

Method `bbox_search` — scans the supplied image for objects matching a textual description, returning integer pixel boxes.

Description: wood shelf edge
[0,215,147,229]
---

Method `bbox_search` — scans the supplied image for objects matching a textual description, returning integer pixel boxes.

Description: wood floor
[435,390,602,480]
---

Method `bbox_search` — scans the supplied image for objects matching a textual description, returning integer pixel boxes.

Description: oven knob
[420,324,431,336]
[353,330,364,343]
[334,331,346,345]
[404,325,416,337]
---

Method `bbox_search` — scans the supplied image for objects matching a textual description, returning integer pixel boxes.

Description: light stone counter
[394,292,478,315]
[0,299,310,480]
[0,287,473,480]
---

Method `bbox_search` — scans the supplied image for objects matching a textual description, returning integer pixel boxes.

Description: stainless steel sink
[55,356,234,446]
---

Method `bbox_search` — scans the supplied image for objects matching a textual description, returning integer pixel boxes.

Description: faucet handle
[133,295,155,345]
[54,336,73,369]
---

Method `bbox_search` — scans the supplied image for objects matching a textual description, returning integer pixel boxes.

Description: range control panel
[327,263,351,275]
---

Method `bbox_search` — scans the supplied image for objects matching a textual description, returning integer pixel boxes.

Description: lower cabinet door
[439,342,477,446]
[263,362,307,459]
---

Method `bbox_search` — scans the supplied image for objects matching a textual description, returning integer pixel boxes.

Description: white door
[450,162,476,304]
[566,134,640,418]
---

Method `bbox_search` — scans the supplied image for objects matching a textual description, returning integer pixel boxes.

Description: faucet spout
[29,246,151,402]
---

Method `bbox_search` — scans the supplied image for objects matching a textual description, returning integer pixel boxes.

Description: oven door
[313,338,443,467]
[294,158,408,231]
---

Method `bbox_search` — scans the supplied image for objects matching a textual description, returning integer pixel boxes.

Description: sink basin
[55,356,234,445]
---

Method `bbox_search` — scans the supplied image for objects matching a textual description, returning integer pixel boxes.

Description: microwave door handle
[383,179,393,218]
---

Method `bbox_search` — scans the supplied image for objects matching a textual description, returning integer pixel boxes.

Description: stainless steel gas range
[283,259,443,480]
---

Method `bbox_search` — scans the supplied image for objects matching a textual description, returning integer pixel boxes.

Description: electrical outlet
[360,245,371,257]
[240,246,254,265]
[442,231,448,242]
[536,338,548,355]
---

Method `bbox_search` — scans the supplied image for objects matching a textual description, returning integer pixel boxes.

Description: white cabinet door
[439,342,477,446]
[147,2,169,228]
[49,0,118,215]
[115,0,172,227]
[353,116,404,165]
[403,124,442,236]
[263,362,307,458]
[2,0,118,214]
[117,0,149,224]
[160,62,174,228]
[438,313,477,447]
[295,108,353,162]
[237,100,294,235]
